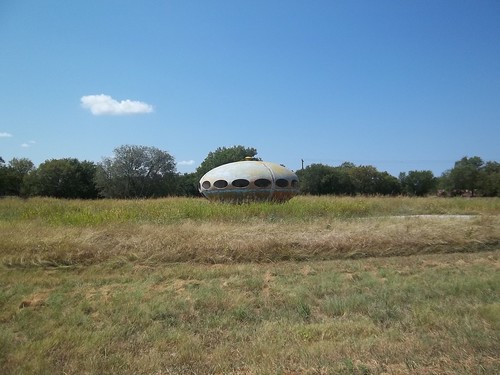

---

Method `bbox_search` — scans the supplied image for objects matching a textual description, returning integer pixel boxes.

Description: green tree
[333,163,357,195]
[347,165,400,195]
[375,171,401,195]
[447,156,484,196]
[478,161,500,197]
[9,158,34,176]
[176,172,200,197]
[0,158,35,196]
[26,158,98,198]
[297,162,400,196]
[296,163,335,195]
[0,159,8,195]
[196,145,258,179]
[95,145,177,198]
[10,158,35,196]
[437,169,452,193]
[399,170,437,196]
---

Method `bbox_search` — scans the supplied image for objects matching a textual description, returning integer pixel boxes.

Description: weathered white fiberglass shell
[199,160,299,203]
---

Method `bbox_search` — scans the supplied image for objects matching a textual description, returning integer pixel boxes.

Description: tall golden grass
[1,196,498,266]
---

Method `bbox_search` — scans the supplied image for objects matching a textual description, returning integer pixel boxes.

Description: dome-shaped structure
[199,160,299,203]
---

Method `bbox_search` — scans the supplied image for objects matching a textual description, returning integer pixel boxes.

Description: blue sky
[1,1,499,176]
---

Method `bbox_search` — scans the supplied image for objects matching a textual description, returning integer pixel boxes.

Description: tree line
[0,146,498,199]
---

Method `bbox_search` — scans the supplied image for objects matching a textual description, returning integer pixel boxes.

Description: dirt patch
[19,291,51,309]
[391,214,478,220]
[263,270,275,300]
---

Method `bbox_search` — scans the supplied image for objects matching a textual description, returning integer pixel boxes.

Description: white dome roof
[199,160,299,202]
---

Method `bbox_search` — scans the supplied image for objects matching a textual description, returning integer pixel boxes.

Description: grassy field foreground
[0,196,499,374]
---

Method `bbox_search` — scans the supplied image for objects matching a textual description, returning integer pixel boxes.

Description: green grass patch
[1,252,498,374]
[1,196,499,226]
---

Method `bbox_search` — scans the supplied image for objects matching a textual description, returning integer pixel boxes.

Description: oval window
[254,178,271,188]
[214,180,228,188]
[202,181,211,189]
[232,179,249,188]
[276,179,289,188]
[291,180,299,188]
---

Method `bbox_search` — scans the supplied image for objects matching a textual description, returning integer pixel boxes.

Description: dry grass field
[0,196,499,374]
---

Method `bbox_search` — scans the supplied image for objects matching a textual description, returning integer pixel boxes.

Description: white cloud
[21,141,36,148]
[81,94,153,115]
[178,160,195,166]
[0,132,13,138]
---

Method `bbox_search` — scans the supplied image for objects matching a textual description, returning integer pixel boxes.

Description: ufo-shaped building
[198,159,299,203]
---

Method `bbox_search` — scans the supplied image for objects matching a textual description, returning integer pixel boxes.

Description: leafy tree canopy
[443,156,484,196]
[9,158,35,175]
[196,145,258,178]
[478,161,500,197]
[399,170,436,196]
[25,158,98,199]
[95,145,177,198]
[297,163,400,196]
[296,164,335,195]
[0,158,34,196]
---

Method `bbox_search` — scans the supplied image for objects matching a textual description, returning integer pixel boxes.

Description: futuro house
[199,158,299,203]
